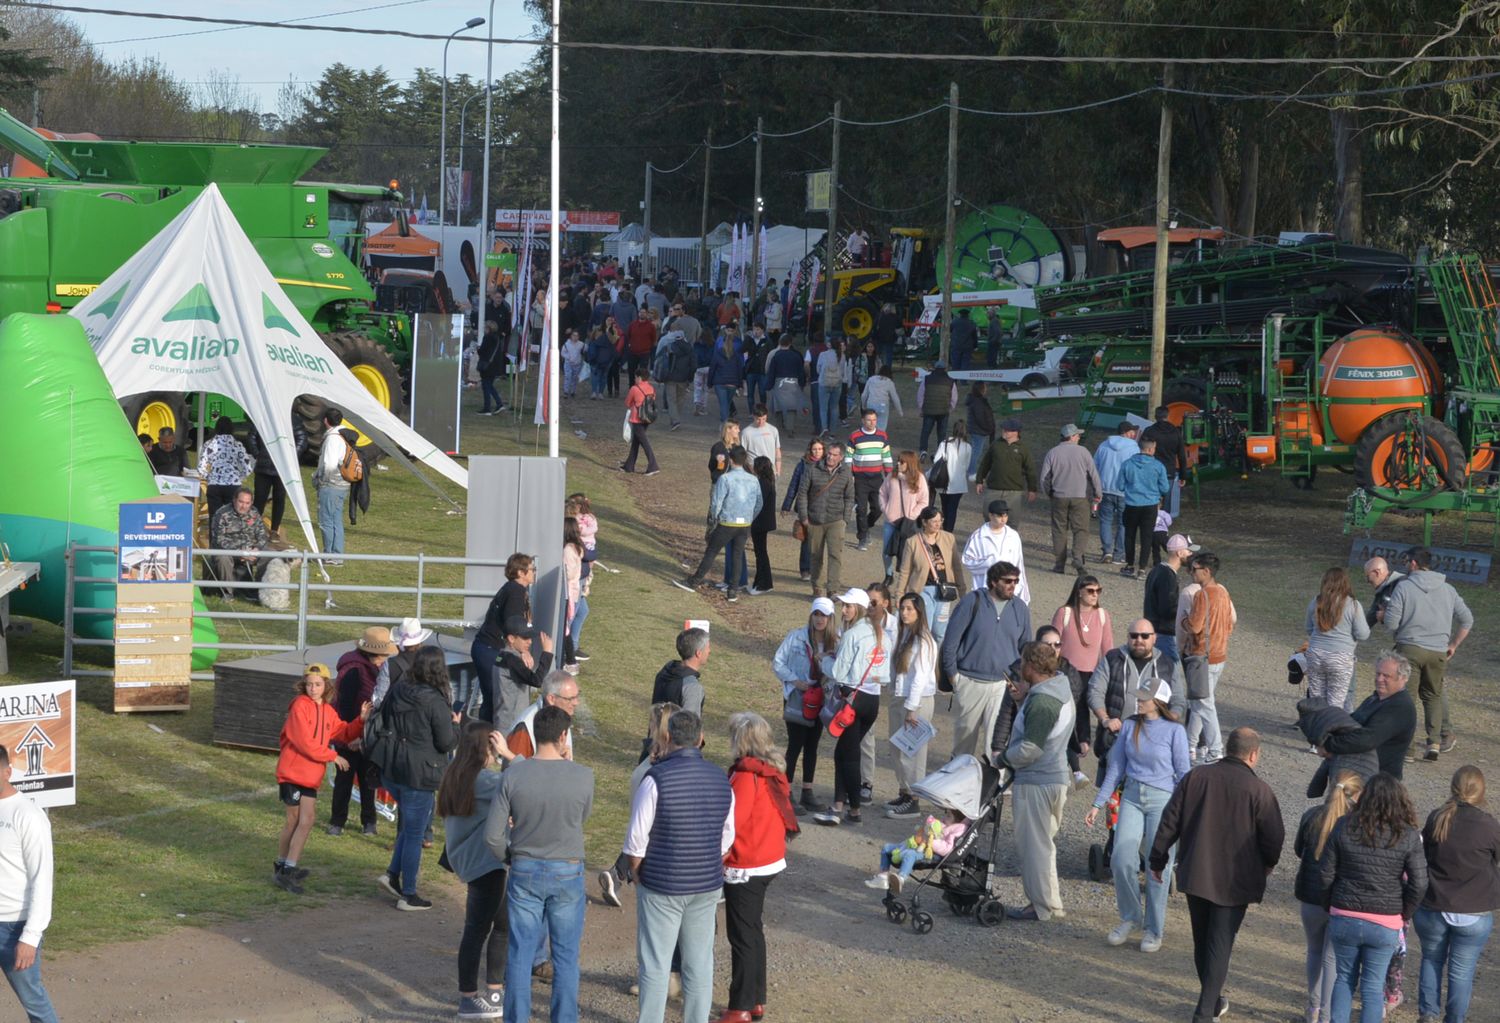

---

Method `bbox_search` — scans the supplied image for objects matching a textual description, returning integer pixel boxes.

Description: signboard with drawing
[0,680,76,808]
[118,497,194,583]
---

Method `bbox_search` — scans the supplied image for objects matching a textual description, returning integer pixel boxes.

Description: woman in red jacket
[718,712,799,1023]
[274,663,368,894]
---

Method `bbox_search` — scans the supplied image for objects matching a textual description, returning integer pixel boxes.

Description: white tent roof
[71,183,468,552]
[712,226,825,286]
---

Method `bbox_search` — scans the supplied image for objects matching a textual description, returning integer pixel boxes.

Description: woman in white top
[931,419,972,532]
[886,593,938,819]
[860,363,904,433]
[813,588,891,826]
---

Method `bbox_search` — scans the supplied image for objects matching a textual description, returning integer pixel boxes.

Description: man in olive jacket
[1149,727,1283,1023]
[793,441,856,598]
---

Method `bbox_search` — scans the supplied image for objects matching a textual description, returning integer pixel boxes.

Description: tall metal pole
[439,19,484,238]
[642,162,654,278]
[748,116,763,334]
[547,0,561,458]
[822,100,841,342]
[941,82,959,367]
[479,0,499,279]
[698,128,712,287]
[457,90,486,225]
[1149,66,1175,413]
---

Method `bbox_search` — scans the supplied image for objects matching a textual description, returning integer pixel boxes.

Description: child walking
[274,663,369,893]
[561,328,585,398]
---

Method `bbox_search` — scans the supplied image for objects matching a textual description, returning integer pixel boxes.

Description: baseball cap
[1000,418,1023,432]
[304,662,332,679]
[1165,534,1201,553]
[1060,423,1082,439]
[986,499,1010,518]
[503,615,539,639]
[833,587,870,608]
[1137,678,1171,705]
[811,596,836,616]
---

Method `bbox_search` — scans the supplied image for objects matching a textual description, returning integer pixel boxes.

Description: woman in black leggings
[773,597,839,813]
[813,588,890,826]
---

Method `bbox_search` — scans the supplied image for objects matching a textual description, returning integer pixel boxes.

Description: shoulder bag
[882,482,920,561]
[784,637,828,725]
[919,535,959,603]
[927,441,951,492]
[819,648,878,727]
[1182,587,1214,700]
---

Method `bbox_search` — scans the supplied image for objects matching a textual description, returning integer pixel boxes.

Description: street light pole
[457,90,487,225]
[439,17,484,240]
[480,0,500,276]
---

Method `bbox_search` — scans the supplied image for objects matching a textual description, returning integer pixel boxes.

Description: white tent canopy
[711,226,825,288]
[72,183,468,552]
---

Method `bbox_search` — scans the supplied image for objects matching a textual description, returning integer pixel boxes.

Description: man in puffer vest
[624,710,734,1023]
[998,641,1076,922]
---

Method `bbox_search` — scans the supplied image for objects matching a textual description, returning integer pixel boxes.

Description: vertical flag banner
[533,284,554,426]
[757,223,769,291]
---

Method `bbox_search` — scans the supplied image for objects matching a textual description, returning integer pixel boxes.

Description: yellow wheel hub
[346,364,392,448]
[135,400,177,437]
[842,306,874,339]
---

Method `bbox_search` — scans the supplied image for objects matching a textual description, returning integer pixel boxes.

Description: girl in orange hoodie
[274,663,368,893]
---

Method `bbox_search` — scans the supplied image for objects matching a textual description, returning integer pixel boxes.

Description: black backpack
[639,389,659,424]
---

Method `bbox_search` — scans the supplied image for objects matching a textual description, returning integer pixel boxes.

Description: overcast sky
[64,0,537,114]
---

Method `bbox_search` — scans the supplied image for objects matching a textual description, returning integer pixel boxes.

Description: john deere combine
[0,109,409,458]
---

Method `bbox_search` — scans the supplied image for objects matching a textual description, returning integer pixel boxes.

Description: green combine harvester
[0,108,410,459]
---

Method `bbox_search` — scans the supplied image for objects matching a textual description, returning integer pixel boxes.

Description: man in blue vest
[623,710,734,1023]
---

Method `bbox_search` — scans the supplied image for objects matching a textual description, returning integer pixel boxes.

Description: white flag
[757,223,769,291]
[533,283,553,426]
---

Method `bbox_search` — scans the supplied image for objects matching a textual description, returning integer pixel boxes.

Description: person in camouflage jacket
[210,486,270,597]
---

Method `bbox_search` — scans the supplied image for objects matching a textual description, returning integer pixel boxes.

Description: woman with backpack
[376,646,460,911]
[619,367,660,475]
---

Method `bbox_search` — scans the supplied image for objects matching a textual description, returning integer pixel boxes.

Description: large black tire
[1353,413,1467,494]
[121,391,191,443]
[1162,377,1208,416]
[297,332,405,467]
[832,296,880,341]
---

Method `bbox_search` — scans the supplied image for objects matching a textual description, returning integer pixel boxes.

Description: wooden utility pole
[1149,66,1174,412]
[748,116,763,332]
[642,162,654,278]
[822,100,841,342]
[941,82,959,367]
[698,129,712,287]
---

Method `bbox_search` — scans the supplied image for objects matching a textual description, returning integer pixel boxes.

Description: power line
[648,146,700,174]
[9,3,1499,65]
[92,0,440,46]
[837,185,943,215]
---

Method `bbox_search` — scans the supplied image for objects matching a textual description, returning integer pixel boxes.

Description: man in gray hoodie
[998,641,1076,922]
[1383,547,1474,761]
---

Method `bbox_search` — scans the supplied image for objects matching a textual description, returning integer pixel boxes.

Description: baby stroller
[881,755,1009,933]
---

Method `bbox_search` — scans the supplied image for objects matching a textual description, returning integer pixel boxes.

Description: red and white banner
[493,209,621,233]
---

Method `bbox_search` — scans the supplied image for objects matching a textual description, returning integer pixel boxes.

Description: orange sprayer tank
[1317,329,1442,444]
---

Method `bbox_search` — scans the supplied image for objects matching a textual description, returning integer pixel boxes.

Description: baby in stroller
[864,809,968,895]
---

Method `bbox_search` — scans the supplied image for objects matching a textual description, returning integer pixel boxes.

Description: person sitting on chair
[210,486,269,599]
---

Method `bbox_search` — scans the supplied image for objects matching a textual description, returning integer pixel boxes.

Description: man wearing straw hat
[328,627,397,837]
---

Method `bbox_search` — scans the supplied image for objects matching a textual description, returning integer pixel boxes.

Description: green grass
[3,399,788,951]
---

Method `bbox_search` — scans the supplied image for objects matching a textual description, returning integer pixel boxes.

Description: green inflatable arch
[0,313,218,669]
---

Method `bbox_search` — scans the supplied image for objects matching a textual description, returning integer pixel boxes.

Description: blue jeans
[819,386,840,435]
[1112,778,1174,939]
[636,886,719,1023]
[968,434,989,479]
[1155,634,1178,663]
[317,484,348,554]
[1415,907,1493,1022]
[1330,914,1400,1023]
[471,638,500,725]
[744,372,767,408]
[1097,494,1126,558]
[505,858,585,1023]
[810,383,826,433]
[872,406,890,433]
[385,783,435,897]
[920,585,953,643]
[919,415,947,456]
[590,363,608,396]
[0,921,57,1023]
[714,384,737,424]
[481,375,504,410]
[569,595,589,650]
[1165,474,1181,518]
[1186,661,1224,761]
[880,843,922,879]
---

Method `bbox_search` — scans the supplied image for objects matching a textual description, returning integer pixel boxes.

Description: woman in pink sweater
[878,451,929,579]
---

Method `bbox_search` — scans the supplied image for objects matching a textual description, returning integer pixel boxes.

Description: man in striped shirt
[847,409,893,551]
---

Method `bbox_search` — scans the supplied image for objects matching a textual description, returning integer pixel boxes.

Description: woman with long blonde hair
[721,712,798,1023]
[1293,770,1365,1023]
[1305,567,1371,713]
[878,450,929,579]
[814,588,890,826]
[1414,765,1499,1023]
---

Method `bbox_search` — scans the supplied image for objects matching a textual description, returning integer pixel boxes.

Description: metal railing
[64,543,506,680]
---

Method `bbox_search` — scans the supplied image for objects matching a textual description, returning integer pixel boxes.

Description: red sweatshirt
[276,694,363,788]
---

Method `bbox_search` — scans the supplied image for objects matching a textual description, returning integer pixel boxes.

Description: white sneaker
[1140,933,1162,953]
[1072,770,1091,792]
[863,873,889,890]
[1107,920,1136,946]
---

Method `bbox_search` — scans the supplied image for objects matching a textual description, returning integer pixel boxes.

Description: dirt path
[47,382,1498,1022]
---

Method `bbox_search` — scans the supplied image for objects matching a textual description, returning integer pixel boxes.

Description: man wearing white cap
[960,499,1029,604]
[1039,424,1101,575]
[1144,534,1198,663]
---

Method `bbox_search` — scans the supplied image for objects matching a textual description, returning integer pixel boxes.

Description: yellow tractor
[823,228,935,340]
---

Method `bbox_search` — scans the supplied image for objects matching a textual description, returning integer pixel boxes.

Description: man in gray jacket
[1039,423,1102,574]
[1383,547,1474,761]
[941,561,1031,762]
[997,641,1075,922]
[793,441,856,598]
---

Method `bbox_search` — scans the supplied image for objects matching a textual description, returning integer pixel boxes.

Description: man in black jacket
[1150,727,1283,1023]
[1140,406,1188,518]
[1319,650,1418,779]
[651,627,710,720]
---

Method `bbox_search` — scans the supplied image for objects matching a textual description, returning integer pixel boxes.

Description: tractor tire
[121,391,191,443]
[1019,373,1049,391]
[1353,413,1467,494]
[297,332,405,467]
[832,296,880,342]
[1162,377,1208,423]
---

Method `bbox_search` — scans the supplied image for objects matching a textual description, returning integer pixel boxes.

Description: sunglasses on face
[1129,632,1154,640]
[997,577,1020,585]
[1082,587,1101,594]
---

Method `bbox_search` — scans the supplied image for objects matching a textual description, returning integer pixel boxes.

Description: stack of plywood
[113,582,193,712]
